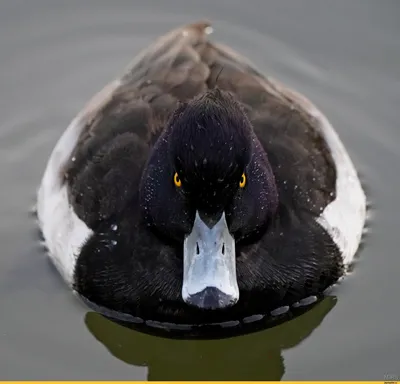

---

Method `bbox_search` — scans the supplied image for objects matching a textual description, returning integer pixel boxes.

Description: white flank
[313,105,367,265]
[37,80,120,285]
[278,86,367,266]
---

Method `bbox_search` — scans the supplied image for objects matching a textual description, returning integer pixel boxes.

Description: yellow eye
[174,172,182,187]
[239,173,246,188]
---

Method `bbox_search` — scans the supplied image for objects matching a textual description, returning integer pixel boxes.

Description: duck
[36,21,367,329]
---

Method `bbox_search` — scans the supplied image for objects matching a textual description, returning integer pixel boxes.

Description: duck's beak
[182,211,239,310]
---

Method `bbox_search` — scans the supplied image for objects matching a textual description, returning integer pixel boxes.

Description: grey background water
[1,0,399,380]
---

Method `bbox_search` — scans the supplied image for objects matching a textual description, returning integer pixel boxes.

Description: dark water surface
[1,0,399,380]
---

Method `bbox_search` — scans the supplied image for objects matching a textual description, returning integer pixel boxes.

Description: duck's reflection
[84,296,336,381]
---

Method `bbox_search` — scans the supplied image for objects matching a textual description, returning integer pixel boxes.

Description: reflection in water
[85,296,336,380]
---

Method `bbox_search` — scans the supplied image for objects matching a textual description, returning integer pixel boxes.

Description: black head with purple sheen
[140,89,278,310]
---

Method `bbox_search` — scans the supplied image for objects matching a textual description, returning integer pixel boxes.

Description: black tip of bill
[185,286,238,310]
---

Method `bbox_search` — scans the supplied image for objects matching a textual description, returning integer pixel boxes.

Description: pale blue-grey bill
[182,211,239,307]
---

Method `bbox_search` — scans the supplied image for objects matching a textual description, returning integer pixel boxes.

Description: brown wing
[68,22,213,156]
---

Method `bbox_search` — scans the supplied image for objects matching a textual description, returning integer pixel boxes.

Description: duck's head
[140,89,278,311]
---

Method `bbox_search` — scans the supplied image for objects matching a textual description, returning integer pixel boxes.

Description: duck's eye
[239,173,246,188]
[174,172,182,187]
